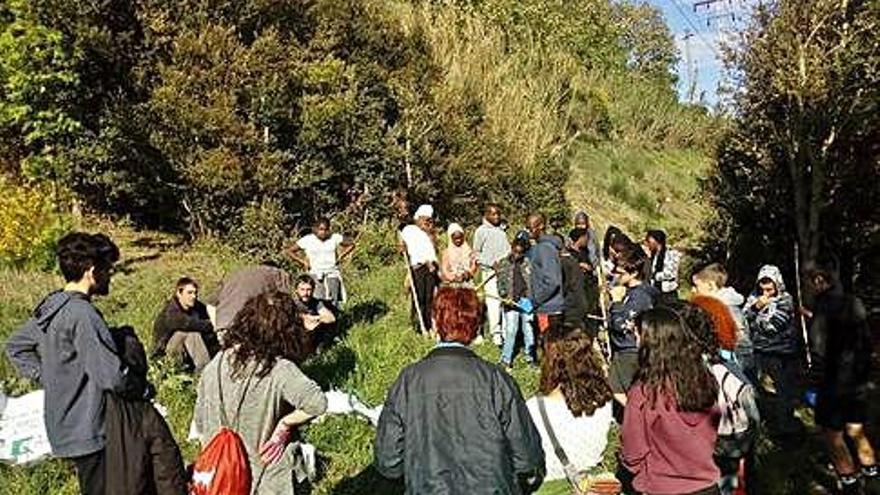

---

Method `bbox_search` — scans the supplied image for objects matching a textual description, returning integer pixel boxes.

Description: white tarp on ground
[0,390,52,465]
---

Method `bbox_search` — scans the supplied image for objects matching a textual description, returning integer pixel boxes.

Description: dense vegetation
[0,0,716,266]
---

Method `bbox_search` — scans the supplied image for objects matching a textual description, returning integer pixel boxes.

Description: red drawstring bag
[190,428,252,495]
[190,352,258,495]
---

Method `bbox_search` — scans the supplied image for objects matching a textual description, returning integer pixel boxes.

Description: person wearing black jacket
[375,287,545,494]
[559,230,592,338]
[806,266,879,495]
[152,277,216,371]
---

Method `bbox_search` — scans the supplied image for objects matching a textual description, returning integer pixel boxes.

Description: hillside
[567,143,711,250]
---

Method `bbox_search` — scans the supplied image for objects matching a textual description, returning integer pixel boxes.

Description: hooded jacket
[744,265,799,355]
[715,287,754,371]
[609,283,660,352]
[530,235,565,314]
[375,345,545,494]
[5,291,127,458]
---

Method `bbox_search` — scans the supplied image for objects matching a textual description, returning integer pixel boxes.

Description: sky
[643,0,749,106]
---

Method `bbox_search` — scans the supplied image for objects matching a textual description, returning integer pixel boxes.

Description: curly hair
[222,291,311,379]
[433,287,481,344]
[636,307,718,412]
[690,295,738,351]
[540,328,613,417]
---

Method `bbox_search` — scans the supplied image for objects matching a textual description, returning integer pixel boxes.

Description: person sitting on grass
[152,276,217,372]
[193,291,328,495]
[497,231,536,369]
[375,287,546,494]
[293,274,337,353]
[621,307,720,495]
[526,326,613,482]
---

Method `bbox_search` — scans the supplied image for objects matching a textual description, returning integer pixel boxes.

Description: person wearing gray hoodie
[744,264,803,437]
[526,213,565,341]
[692,262,755,382]
[6,232,131,495]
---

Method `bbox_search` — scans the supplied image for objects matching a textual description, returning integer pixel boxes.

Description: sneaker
[499,361,513,372]
[473,335,485,346]
[492,334,503,347]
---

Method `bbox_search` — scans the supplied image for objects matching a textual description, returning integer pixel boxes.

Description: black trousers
[72,449,106,495]
[411,264,438,334]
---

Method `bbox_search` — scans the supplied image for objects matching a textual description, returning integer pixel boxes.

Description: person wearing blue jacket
[6,233,132,495]
[526,213,564,342]
[608,248,658,407]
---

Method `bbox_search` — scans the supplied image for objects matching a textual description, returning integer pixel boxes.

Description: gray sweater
[5,291,127,458]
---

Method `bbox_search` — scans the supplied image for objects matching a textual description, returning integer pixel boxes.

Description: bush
[0,177,69,270]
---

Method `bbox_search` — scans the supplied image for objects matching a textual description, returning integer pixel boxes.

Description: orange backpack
[190,353,259,495]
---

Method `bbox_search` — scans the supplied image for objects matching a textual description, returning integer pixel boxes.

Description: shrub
[0,177,69,270]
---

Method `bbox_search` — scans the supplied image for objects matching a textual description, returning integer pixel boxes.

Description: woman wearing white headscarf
[441,223,477,286]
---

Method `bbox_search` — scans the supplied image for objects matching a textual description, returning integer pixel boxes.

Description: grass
[3,218,876,495]
[566,142,712,250]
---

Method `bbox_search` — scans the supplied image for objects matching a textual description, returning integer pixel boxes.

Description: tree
[704,0,880,293]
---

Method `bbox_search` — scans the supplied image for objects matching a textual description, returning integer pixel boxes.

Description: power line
[665,0,723,59]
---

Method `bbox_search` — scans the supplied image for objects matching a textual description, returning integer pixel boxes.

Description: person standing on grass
[375,287,546,494]
[621,307,721,495]
[193,291,327,495]
[644,229,682,304]
[607,248,658,410]
[285,217,355,308]
[526,327,614,482]
[497,232,537,369]
[6,232,139,495]
[571,211,600,271]
[400,204,439,335]
[293,274,337,353]
[473,203,512,346]
[744,264,803,438]
[440,223,478,286]
[804,264,880,495]
[527,213,565,345]
[692,262,755,382]
[151,276,217,372]
[561,229,593,338]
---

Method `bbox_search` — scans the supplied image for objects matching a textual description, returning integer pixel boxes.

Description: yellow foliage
[0,177,69,269]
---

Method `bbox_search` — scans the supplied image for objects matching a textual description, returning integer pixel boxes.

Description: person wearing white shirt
[645,229,682,305]
[399,205,439,335]
[526,327,614,481]
[286,217,355,307]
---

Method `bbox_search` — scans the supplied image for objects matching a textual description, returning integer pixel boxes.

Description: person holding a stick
[474,203,512,346]
[744,264,803,438]
[400,204,439,336]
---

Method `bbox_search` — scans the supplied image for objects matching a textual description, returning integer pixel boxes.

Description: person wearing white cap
[399,205,439,335]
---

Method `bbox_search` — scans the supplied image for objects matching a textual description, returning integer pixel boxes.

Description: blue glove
[517,297,534,314]
[804,389,818,408]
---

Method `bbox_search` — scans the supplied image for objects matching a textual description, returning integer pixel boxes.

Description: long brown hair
[540,328,613,417]
[636,307,718,412]
[222,291,310,378]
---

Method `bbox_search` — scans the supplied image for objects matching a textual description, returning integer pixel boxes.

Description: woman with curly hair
[526,327,614,480]
[193,291,327,495]
[621,307,721,495]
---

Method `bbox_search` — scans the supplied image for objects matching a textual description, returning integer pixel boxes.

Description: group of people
[3,201,878,495]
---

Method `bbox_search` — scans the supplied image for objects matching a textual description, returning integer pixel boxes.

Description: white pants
[482,270,502,339]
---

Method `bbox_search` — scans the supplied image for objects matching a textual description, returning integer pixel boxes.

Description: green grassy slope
[566,143,711,249]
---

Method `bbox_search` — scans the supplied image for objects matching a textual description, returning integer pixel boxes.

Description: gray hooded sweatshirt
[5,290,126,458]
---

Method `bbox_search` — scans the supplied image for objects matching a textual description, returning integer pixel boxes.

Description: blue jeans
[501,309,534,365]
